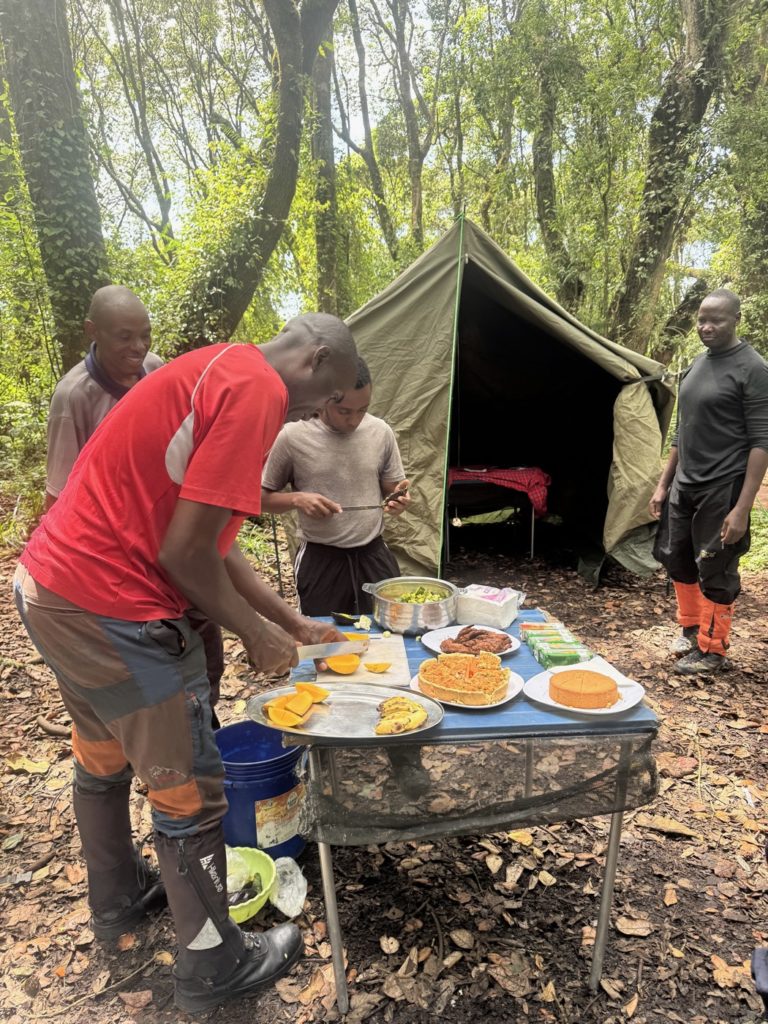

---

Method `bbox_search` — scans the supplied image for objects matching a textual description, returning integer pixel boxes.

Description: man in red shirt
[14,314,357,1014]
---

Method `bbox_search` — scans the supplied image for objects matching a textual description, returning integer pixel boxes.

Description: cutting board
[315,633,412,688]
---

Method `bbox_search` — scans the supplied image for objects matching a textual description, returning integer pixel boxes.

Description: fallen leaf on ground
[634,814,702,839]
[616,916,654,937]
[118,990,153,1009]
[449,929,474,950]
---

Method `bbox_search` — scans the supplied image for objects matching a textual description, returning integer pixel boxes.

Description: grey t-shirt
[262,414,405,547]
[673,341,768,488]
[46,351,164,497]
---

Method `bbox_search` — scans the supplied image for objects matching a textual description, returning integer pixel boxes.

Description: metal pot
[361,576,458,635]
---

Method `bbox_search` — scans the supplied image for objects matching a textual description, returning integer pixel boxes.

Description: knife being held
[341,483,409,512]
[295,639,370,661]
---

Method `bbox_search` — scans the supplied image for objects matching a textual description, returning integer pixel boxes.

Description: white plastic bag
[268,857,308,918]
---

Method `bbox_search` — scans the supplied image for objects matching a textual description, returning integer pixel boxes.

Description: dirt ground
[1,538,767,1024]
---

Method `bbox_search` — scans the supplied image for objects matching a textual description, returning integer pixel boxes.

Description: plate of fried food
[420,624,520,657]
[523,657,645,716]
[410,652,524,709]
[248,682,443,741]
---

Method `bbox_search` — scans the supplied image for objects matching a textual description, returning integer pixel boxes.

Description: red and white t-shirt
[22,344,287,620]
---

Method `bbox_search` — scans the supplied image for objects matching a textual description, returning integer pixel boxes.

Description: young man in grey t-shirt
[262,357,428,797]
[262,357,410,615]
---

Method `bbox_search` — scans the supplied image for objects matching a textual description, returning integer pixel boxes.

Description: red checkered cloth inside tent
[447,467,552,517]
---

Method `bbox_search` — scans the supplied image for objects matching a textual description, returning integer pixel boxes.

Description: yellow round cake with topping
[549,668,619,709]
[418,652,509,706]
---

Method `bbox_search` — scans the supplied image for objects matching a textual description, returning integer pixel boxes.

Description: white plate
[410,671,524,709]
[420,624,521,657]
[523,657,645,716]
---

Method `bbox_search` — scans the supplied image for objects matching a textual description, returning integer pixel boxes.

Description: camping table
[284,614,659,1013]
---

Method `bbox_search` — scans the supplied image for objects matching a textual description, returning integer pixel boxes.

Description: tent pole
[439,213,466,574]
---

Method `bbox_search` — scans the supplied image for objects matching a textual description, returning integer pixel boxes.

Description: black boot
[73,782,166,941]
[155,825,303,1014]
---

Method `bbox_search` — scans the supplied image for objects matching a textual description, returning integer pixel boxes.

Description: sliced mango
[285,691,314,716]
[364,662,392,673]
[266,707,303,728]
[264,694,294,712]
[325,654,361,675]
[294,681,330,702]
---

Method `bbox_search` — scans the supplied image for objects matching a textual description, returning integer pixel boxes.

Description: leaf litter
[0,545,766,1023]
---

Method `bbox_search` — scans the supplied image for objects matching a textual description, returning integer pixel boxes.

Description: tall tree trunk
[532,70,584,311]
[335,0,399,263]
[608,0,733,352]
[0,0,110,371]
[177,0,340,349]
[312,18,339,315]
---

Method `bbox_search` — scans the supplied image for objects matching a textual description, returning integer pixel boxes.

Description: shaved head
[87,285,148,326]
[261,313,358,422]
[85,285,153,385]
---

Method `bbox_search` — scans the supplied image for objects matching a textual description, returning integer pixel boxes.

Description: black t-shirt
[673,341,768,488]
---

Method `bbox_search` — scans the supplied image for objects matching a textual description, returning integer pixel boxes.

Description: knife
[295,639,370,660]
[341,484,409,512]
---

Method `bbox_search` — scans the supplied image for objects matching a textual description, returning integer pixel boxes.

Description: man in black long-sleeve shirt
[650,289,768,674]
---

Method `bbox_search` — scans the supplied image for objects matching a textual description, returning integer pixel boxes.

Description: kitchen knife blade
[295,639,370,660]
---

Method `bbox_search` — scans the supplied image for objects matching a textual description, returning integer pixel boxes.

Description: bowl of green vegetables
[361,576,458,634]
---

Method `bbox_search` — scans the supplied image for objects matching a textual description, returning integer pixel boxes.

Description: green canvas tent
[346,217,676,577]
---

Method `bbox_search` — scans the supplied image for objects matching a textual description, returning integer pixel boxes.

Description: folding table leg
[309,747,349,1013]
[317,839,349,1013]
[589,808,624,990]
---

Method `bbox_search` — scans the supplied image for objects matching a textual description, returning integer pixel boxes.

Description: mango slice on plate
[294,681,330,702]
[364,662,392,673]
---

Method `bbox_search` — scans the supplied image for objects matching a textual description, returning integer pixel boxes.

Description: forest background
[0,0,767,548]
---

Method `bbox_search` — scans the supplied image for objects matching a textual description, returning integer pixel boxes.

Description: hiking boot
[673,647,732,675]
[174,923,304,1014]
[670,625,699,655]
[91,853,167,941]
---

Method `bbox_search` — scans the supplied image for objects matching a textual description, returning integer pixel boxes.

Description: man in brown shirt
[45,285,164,507]
[45,286,227,718]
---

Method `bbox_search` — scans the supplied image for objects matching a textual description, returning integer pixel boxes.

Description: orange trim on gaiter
[698,599,734,655]
[673,581,703,628]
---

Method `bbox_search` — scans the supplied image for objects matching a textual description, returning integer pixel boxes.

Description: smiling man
[45,285,163,510]
[14,313,357,1014]
[650,289,768,674]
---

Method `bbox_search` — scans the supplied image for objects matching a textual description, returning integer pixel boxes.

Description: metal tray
[247,683,444,742]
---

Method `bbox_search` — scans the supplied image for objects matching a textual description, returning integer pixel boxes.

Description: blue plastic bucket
[215,721,307,859]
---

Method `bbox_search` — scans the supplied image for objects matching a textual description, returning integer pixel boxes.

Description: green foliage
[742,504,768,573]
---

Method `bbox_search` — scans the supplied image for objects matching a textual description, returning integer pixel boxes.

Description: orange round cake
[549,669,619,709]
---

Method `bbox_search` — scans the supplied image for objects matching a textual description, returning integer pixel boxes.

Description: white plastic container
[455,585,526,628]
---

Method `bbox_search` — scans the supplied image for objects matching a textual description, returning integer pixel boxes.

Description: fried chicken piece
[440,627,512,655]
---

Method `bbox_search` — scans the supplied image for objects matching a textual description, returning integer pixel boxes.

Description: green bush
[743,503,768,572]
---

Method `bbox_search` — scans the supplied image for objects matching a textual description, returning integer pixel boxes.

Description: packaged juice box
[527,630,576,651]
[535,644,592,668]
[519,621,566,634]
